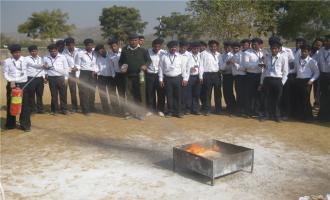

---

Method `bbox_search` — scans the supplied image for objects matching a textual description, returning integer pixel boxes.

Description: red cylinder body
[10,87,23,116]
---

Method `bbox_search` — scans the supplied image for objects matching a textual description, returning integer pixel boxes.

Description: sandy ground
[1,107,330,200]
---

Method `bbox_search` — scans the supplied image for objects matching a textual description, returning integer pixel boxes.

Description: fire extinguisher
[10,87,23,116]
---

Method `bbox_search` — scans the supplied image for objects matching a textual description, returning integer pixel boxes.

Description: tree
[18,9,75,42]
[275,1,330,41]
[153,12,202,40]
[99,6,147,42]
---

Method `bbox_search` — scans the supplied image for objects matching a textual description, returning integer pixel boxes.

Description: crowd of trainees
[2,33,330,132]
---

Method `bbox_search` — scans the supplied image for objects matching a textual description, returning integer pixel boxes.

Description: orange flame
[185,144,212,155]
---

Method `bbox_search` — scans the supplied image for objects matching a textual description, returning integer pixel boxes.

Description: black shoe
[174,114,183,118]
[37,110,45,114]
[191,111,201,115]
[20,126,31,132]
[5,125,16,130]
[50,111,57,116]
[166,113,173,118]
[83,112,91,116]
[61,110,69,115]
[275,117,282,123]
[203,112,210,116]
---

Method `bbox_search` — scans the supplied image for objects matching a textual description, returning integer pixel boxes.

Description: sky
[0,0,188,34]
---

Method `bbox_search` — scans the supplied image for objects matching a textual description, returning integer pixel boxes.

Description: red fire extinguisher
[10,87,23,116]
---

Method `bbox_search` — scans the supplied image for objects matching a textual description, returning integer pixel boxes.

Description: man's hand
[44,78,48,84]
[190,67,197,73]
[120,64,128,73]
[43,63,49,69]
[72,67,78,72]
[159,81,164,88]
[307,80,313,85]
[182,80,188,87]
[258,63,266,68]
[10,81,16,88]
[140,65,147,71]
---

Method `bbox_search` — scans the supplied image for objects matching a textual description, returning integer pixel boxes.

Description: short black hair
[95,44,105,52]
[208,40,219,46]
[64,37,75,45]
[47,44,58,51]
[179,40,189,47]
[232,41,241,47]
[55,40,65,46]
[108,38,119,45]
[8,44,21,53]
[190,41,201,48]
[200,41,207,47]
[223,41,233,47]
[83,38,94,45]
[138,35,145,39]
[296,37,306,44]
[270,40,282,48]
[300,44,311,52]
[28,45,38,52]
[152,38,164,45]
[167,40,178,48]
[251,37,263,44]
[268,36,281,46]
[240,39,251,44]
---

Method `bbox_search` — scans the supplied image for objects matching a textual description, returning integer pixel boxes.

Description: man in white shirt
[259,40,288,122]
[184,41,203,115]
[146,38,166,116]
[311,38,323,107]
[179,40,192,114]
[3,44,31,131]
[221,41,236,114]
[75,38,98,115]
[95,44,115,113]
[25,45,45,113]
[242,38,264,117]
[200,40,223,115]
[293,45,319,121]
[63,37,80,112]
[317,34,330,122]
[43,44,69,115]
[108,39,125,115]
[159,40,187,118]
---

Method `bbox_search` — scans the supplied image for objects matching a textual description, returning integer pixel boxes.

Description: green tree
[18,9,75,42]
[99,6,147,42]
[275,1,330,41]
[154,12,202,40]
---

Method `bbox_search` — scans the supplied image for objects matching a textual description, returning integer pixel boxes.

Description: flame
[185,144,212,155]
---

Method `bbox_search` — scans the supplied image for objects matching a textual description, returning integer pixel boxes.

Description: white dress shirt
[96,53,115,77]
[261,53,289,85]
[242,49,264,73]
[109,48,122,73]
[220,52,233,74]
[147,48,166,74]
[25,55,45,78]
[200,50,222,72]
[294,56,319,81]
[317,47,330,73]
[231,51,246,76]
[43,54,69,79]
[63,47,81,77]
[158,52,187,82]
[2,56,28,83]
[185,52,203,81]
[74,50,98,72]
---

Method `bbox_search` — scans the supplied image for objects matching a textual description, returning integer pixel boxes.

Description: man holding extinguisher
[3,44,31,132]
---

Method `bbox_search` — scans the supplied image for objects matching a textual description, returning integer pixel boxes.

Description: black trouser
[186,75,201,113]
[245,72,261,116]
[27,76,44,112]
[181,83,189,113]
[222,74,236,113]
[48,76,67,112]
[281,73,296,117]
[114,73,127,113]
[145,72,165,112]
[201,72,222,113]
[294,78,313,120]
[318,72,330,121]
[78,70,96,114]
[68,72,78,110]
[312,78,320,106]
[234,75,247,114]
[98,75,112,113]
[126,75,142,114]
[6,82,31,129]
[164,75,182,115]
[263,77,283,119]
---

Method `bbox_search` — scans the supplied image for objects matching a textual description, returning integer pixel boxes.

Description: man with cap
[119,33,151,120]
[317,34,330,122]
[44,44,70,115]
[63,37,80,113]
[74,38,98,115]
[3,44,32,132]
[95,44,115,113]
[145,38,166,117]
[184,41,203,115]
[25,45,45,114]
[159,40,188,118]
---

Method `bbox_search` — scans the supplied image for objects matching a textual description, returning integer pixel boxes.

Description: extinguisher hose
[21,68,46,91]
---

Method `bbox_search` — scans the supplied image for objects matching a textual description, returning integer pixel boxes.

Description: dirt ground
[0,70,330,200]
